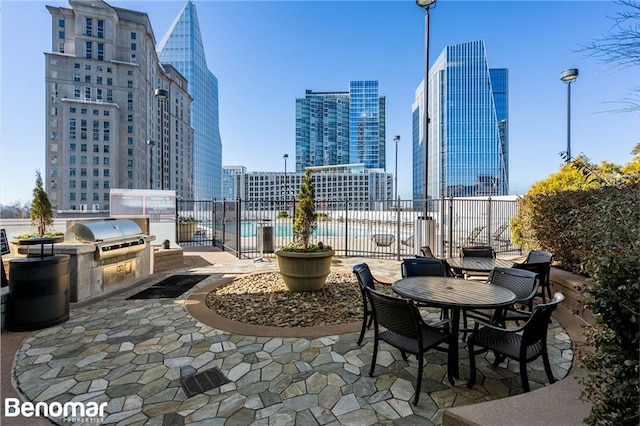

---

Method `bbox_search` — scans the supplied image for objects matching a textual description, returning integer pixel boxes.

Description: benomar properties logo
[5,398,107,423]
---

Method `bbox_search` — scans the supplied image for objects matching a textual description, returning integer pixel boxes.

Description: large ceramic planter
[177,222,197,242]
[275,249,335,292]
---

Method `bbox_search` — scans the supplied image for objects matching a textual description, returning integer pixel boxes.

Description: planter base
[275,250,334,292]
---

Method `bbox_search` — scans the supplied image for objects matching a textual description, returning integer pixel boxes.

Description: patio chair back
[525,250,553,264]
[513,261,552,302]
[401,257,450,278]
[520,292,564,348]
[488,267,539,308]
[460,245,496,258]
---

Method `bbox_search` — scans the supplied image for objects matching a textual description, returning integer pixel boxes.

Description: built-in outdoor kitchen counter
[16,218,155,302]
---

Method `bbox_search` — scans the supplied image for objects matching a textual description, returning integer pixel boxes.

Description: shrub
[30,170,53,236]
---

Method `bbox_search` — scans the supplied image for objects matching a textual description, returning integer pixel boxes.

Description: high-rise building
[158,1,223,200]
[296,81,386,171]
[222,166,246,201]
[413,40,508,200]
[45,0,193,212]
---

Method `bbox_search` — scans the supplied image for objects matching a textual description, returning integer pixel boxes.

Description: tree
[578,0,640,112]
[30,170,54,236]
[292,169,317,250]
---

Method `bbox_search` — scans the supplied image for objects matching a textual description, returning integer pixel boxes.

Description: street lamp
[416,0,436,217]
[560,68,578,162]
[155,88,169,189]
[147,140,155,189]
[393,135,400,204]
[283,153,289,204]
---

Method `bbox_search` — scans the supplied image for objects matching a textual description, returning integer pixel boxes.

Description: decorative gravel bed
[205,271,394,327]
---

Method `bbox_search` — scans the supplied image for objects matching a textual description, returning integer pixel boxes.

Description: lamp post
[155,88,169,189]
[147,140,155,189]
[416,0,436,217]
[560,68,578,162]
[393,135,400,205]
[283,153,288,204]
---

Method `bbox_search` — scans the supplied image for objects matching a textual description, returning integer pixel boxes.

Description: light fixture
[560,68,578,162]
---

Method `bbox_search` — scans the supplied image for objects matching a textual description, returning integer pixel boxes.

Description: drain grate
[180,367,230,398]
[126,275,209,300]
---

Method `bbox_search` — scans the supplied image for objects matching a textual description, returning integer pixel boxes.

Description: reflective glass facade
[295,81,386,171]
[413,40,508,200]
[158,1,222,199]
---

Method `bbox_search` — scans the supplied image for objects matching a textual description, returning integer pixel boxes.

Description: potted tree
[275,169,334,292]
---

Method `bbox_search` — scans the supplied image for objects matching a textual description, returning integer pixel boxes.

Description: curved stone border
[186,272,363,338]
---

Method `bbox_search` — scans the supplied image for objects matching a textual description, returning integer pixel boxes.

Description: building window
[127,137,133,145]
[69,143,76,151]
[96,88,102,100]
[93,121,99,141]
[97,43,104,61]
[74,63,80,69]
[131,32,136,40]
[127,114,133,122]
[59,31,65,39]
[93,193,99,201]
[69,118,76,139]
[104,169,110,177]
[80,120,87,140]
[93,169,99,177]
[70,193,76,201]
[85,64,91,70]
[127,125,133,133]
[85,75,91,83]
[80,193,87,201]
[127,171,133,179]
[103,111,109,116]
[70,180,76,189]
[70,156,76,164]
[103,145,109,153]
[85,18,92,37]
[58,19,64,28]
[58,42,65,54]
[127,70,133,76]
[86,41,92,59]
[81,180,87,189]
[103,157,110,166]
[70,168,76,176]
[127,148,133,156]
[80,168,87,177]
[106,78,112,86]
[74,86,80,99]
[103,181,110,189]
[97,20,104,38]
[106,89,113,102]
[93,144,99,153]
[131,43,136,51]
[81,156,87,165]
[97,76,102,85]
[93,181,99,189]
[127,160,134,167]
[127,80,133,88]
[85,87,91,100]
[93,157,99,165]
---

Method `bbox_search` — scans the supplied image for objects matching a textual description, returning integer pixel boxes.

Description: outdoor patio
[3,248,579,425]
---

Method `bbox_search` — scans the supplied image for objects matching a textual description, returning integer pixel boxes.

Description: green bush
[277,211,289,219]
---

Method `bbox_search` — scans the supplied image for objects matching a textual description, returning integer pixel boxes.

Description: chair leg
[468,340,477,388]
[542,347,556,385]
[357,316,367,346]
[545,282,552,303]
[369,336,378,377]
[413,354,423,405]
[400,350,408,361]
[519,359,531,392]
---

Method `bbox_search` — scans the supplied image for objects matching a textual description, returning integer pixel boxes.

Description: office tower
[413,40,508,200]
[158,1,223,200]
[222,166,246,201]
[296,81,386,171]
[45,0,193,212]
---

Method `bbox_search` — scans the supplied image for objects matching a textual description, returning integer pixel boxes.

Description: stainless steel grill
[67,219,146,260]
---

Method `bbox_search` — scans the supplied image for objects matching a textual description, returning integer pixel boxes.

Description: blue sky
[1,0,638,205]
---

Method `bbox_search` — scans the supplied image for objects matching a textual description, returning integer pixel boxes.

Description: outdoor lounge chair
[467,292,565,392]
[366,287,450,405]
[372,233,395,248]
[400,235,414,247]
[463,226,486,246]
[418,245,434,258]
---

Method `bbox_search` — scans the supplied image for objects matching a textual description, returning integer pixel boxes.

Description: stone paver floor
[11,256,573,425]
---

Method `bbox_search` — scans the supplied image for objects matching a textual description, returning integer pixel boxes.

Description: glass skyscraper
[295,81,386,171]
[158,1,222,199]
[413,40,508,200]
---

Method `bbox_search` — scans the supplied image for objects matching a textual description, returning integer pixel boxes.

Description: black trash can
[7,238,70,331]
[262,226,274,253]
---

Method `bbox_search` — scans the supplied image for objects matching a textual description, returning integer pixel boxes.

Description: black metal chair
[460,245,496,258]
[365,287,450,405]
[525,250,553,264]
[352,263,386,346]
[463,267,539,331]
[401,257,451,278]
[513,261,552,303]
[467,292,565,392]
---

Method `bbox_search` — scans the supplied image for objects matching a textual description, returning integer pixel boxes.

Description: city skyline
[1,1,638,205]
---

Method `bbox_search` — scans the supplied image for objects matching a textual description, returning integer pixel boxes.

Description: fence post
[486,197,492,246]
[396,197,401,260]
[344,199,349,256]
[447,197,454,257]
[235,199,241,258]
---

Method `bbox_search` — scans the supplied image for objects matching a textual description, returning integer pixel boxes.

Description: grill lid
[73,219,143,243]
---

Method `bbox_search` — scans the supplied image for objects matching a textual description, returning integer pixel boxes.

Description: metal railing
[177,196,522,260]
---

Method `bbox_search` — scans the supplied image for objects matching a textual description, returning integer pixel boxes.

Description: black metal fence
[176,197,522,260]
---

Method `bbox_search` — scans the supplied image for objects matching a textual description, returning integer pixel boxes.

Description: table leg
[448,308,461,384]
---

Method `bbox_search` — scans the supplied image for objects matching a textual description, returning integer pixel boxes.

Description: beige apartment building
[45,0,193,212]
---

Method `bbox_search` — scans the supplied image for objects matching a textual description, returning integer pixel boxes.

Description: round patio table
[392,276,516,384]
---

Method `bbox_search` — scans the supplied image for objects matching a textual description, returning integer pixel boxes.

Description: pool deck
[1,247,585,425]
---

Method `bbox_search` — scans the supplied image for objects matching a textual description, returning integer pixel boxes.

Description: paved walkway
[2,248,573,425]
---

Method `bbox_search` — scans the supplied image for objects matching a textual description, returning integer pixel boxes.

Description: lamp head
[393,135,400,143]
[416,0,437,8]
[283,154,288,159]
[560,68,579,83]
